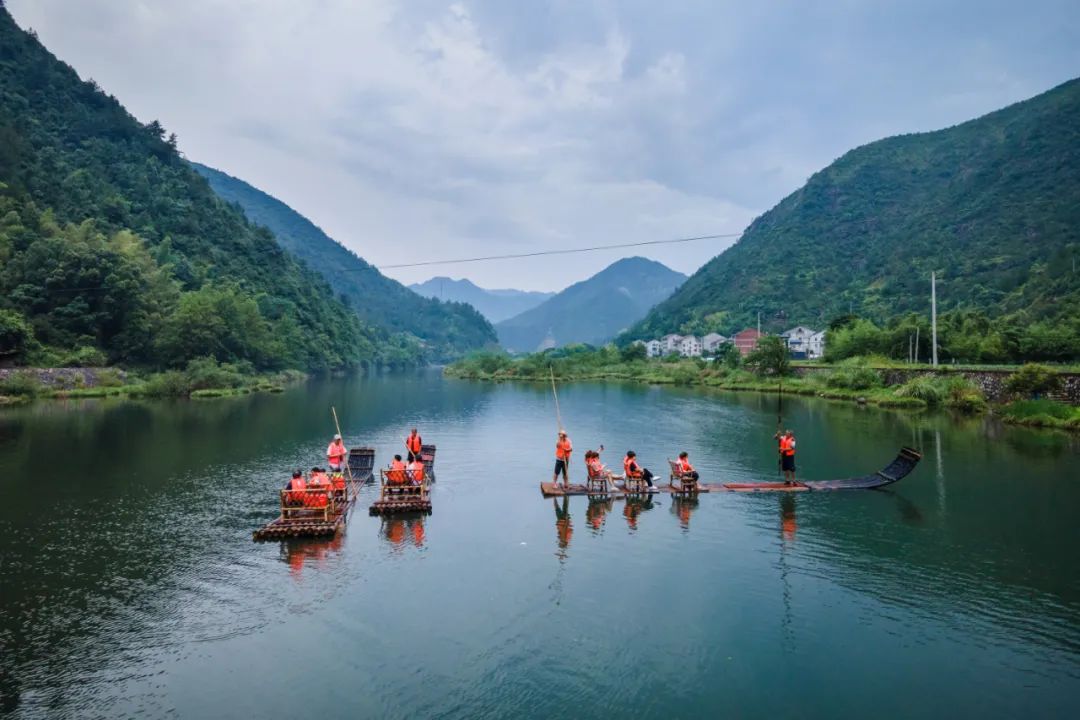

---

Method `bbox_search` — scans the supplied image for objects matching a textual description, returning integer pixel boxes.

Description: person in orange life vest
[285,470,306,506]
[407,457,425,485]
[553,430,573,488]
[623,450,656,490]
[587,448,621,492]
[405,428,423,462]
[676,451,699,481]
[777,429,797,485]
[306,467,330,507]
[327,434,347,472]
[388,454,407,485]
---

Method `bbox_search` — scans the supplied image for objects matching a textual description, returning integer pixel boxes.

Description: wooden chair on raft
[668,459,699,494]
[379,467,428,504]
[585,463,608,494]
[623,470,649,494]
[280,486,334,522]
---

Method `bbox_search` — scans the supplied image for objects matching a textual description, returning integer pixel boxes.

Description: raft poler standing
[553,430,573,489]
[775,429,797,485]
[405,428,423,463]
[327,434,347,472]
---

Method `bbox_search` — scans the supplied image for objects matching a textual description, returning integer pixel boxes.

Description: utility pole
[931,271,938,367]
[915,326,920,365]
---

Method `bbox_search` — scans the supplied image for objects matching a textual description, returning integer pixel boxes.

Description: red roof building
[732,328,763,356]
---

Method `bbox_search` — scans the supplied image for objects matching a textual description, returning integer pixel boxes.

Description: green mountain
[409,276,553,324]
[496,257,686,352]
[0,7,397,370]
[191,163,496,361]
[631,78,1080,341]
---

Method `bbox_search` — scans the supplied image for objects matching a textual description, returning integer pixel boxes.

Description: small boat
[369,467,432,516]
[539,447,922,497]
[253,446,375,541]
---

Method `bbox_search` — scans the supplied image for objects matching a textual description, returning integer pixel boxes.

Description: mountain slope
[409,277,554,324]
[496,257,686,351]
[0,8,382,370]
[191,163,496,361]
[631,78,1080,339]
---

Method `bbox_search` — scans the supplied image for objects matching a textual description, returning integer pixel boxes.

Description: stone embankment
[0,367,125,389]
[791,366,1080,405]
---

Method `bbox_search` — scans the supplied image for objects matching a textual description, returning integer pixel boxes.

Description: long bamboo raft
[253,448,375,540]
[539,447,922,497]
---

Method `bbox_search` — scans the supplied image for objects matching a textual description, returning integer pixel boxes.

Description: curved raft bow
[539,447,923,496]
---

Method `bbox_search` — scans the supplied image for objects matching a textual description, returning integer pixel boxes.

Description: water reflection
[780,493,797,542]
[380,514,427,552]
[282,535,345,580]
[585,498,614,533]
[670,496,698,530]
[622,497,655,532]
[552,496,572,560]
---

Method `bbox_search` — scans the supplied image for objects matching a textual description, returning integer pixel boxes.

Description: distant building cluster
[634,325,825,359]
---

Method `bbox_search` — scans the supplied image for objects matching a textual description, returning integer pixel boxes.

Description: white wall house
[645,340,663,358]
[661,334,683,354]
[679,335,703,357]
[702,333,727,353]
[781,326,818,357]
[808,331,826,359]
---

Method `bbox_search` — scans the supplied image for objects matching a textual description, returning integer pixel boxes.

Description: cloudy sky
[8,1,1080,291]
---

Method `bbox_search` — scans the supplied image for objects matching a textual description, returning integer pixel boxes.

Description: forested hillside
[0,7,414,370]
[630,78,1080,359]
[192,163,497,360]
[497,257,685,351]
[409,276,553,324]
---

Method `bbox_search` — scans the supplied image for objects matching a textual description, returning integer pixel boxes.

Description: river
[1,371,1078,719]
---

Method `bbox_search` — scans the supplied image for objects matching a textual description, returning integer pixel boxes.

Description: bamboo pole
[332,405,360,500]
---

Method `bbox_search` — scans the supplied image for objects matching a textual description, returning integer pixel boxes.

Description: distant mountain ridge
[410,277,554,323]
[496,257,686,351]
[191,163,496,360]
[630,78,1080,340]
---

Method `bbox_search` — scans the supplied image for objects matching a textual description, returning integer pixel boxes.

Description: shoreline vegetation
[445,346,1080,432]
[0,358,306,405]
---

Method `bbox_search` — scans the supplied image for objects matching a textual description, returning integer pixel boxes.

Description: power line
[373,232,742,270]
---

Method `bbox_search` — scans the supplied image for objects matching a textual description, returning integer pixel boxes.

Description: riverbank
[445,351,1080,431]
[0,360,306,405]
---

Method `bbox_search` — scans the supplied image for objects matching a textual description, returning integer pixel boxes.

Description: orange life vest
[678,458,694,473]
[624,456,641,478]
[780,437,795,456]
[408,461,424,482]
[286,477,306,504]
[406,434,422,454]
[556,438,572,460]
[327,441,346,464]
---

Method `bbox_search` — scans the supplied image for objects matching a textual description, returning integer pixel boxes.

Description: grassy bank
[0,358,305,404]
[446,349,1078,430]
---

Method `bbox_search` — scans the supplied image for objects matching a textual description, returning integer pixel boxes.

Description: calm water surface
[1,372,1078,719]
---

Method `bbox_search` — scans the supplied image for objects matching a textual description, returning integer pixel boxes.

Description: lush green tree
[0,308,33,361]
[744,335,792,376]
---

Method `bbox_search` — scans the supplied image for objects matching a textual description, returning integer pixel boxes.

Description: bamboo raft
[539,447,922,497]
[253,448,375,540]
[369,467,432,515]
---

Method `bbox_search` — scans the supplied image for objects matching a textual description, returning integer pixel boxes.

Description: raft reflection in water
[381,513,427,551]
[283,534,345,580]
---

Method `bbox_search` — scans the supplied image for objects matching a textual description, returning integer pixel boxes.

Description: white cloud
[7,0,1080,290]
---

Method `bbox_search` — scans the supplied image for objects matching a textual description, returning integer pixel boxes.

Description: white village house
[660,334,683,354]
[679,335,703,357]
[781,326,825,359]
[702,333,727,353]
[645,339,663,358]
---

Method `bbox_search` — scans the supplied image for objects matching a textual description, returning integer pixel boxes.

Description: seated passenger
[304,467,330,507]
[623,450,656,490]
[676,452,699,482]
[407,457,425,485]
[387,454,407,485]
[285,470,306,505]
[586,450,621,491]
